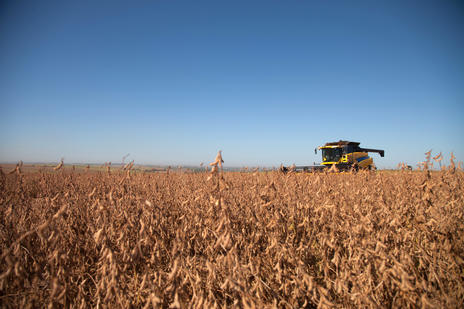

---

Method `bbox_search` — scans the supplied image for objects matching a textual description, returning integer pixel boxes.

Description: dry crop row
[0,168,463,308]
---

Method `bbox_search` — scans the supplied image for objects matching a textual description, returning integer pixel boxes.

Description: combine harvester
[281,140,384,172]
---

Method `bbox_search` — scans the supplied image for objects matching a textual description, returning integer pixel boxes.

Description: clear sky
[1,0,463,168]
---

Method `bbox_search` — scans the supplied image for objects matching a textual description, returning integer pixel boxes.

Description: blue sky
[1,0,463,168]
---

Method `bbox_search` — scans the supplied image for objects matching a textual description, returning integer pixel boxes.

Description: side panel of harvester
[342,152,373,168]
[353,153,373,168]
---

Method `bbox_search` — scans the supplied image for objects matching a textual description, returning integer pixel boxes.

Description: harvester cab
[317,141,384,170]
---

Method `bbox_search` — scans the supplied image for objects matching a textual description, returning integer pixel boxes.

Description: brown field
[0,168,463,308]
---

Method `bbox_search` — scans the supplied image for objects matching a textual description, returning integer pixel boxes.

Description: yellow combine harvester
[281,140,384,172]
[318,140,384,170]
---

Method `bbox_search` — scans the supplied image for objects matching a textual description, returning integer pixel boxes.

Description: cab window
[322,148,342,162]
